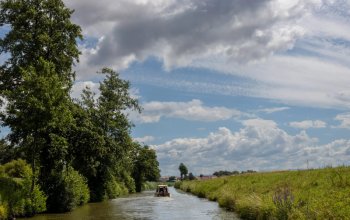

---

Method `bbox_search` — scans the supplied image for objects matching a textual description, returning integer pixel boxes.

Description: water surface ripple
[24,187,240,220]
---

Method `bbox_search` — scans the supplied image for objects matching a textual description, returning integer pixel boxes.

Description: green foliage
[179,163,188,180]
[273,185,294,219]
[105,176,128,199]
[132,144,161,192]
[213,170,240,177]
[188,172,196,180]
[0,140,18,164]
[0,0,160,215]
[26,184,47,216]
[141,181,159,191]
[0,159,46,218]
[64,167,90,207]
[72,68,142,201]
[168,176,177,182]
[0,158,31,178]
[118,170,136,193]
[45,166,89,212]
[176,167,350,219]
[0,0,82,214]
[7,59,75,212]
[0,0,82,92]
[0,204,7,219]
[174,181,182,189]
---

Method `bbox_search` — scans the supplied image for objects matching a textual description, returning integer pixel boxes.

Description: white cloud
[257,107,290,114]
[289,120,327,129]
[153,118,349,175]
[132,99,245,123]
[134,135,155,143]
[64,0,350,110]
[0,97,7,113]
[65,0,320,72]
[302,139,350,166]
[197,54,350,109]
[70,81,100,100]
[334,112,350,129]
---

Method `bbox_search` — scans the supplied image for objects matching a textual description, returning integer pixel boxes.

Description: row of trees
[0,0,160,217]
[177,164,258,180]
[213,170,256,177]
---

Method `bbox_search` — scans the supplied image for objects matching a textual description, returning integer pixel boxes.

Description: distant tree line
[213,170,256,177]
[0,0,160,218]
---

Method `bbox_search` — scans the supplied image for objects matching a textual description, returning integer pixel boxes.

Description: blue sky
[2,0,350,176]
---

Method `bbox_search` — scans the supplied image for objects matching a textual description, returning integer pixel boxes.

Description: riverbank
[175,166,350,219]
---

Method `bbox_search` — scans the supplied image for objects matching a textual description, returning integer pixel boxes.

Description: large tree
[73,68,141,201]
[132,144,160,192]
[2,58,74,211]
[0,0,82,212]
[0,0,160,214]
[0,0,82,92]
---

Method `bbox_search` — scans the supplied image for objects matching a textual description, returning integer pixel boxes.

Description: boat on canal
[155,185,170,197]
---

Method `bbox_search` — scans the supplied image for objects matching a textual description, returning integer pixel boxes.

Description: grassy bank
[175,166,350,219]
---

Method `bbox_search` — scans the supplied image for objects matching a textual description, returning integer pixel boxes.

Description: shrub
[119,171,136,193]
[106,177,128,199]
[273,185,294,220]
[142,181,159,190]
[0,204,8,219]
[25,184,47,215]
[45,166,89,212]
[0,159,46,218]
[174,181,182,189]
[65,167,90,206]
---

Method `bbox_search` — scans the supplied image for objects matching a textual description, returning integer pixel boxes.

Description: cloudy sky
[2,0,350,176]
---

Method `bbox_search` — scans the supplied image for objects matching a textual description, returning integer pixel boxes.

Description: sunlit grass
[175,166,350,219]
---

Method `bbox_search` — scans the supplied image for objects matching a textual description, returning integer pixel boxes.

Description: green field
[175,167,350,219]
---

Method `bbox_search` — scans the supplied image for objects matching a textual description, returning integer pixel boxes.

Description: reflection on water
[22,187,239,220]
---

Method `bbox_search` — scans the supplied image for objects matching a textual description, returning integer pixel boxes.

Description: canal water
[24,187,240,220]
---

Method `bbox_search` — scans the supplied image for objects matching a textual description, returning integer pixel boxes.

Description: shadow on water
[21,187,240,220]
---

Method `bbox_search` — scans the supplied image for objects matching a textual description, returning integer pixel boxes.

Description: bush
[0,159,46,218]
[106,177,128,199]
[45,166,89,212]
[65,167,90,206]
[142,181,158,190]
[273,185,294,219]
[120,171,136,193]
[0,204,8,219]
[25,184,47,215]
[174,181,182,189]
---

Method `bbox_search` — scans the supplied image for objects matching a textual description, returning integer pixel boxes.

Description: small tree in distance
[188,172,195,180]
[178,163,188,180]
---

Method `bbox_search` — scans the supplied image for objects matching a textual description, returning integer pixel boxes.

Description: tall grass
[175,166,350,219]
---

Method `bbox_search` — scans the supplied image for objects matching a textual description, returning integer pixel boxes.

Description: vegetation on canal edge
[0,0,160,219]
[0,160,46,219]
[142,181,177,191]
[175,166,350,219]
